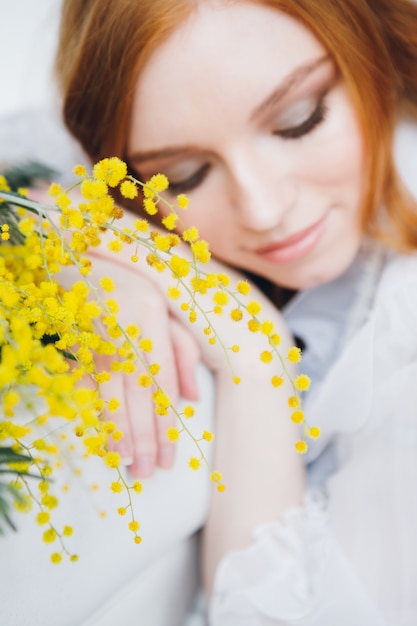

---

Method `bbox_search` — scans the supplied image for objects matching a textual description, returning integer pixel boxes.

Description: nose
[228,151,296,231]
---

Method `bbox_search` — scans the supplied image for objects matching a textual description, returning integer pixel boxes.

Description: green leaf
[0,482,25,533]
[0,447,33,465]
[1,161,57,190]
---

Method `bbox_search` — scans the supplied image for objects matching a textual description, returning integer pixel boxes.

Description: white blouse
[209,119,417,626]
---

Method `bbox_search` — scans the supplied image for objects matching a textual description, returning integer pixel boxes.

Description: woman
[55,0,417,623]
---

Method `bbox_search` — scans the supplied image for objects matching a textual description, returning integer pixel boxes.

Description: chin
[270,247,360,291]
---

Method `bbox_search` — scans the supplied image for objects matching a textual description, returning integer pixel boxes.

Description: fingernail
[134,456,155,478]
[158,446,175,469]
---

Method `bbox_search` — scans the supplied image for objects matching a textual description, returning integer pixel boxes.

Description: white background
[1,1,62,118]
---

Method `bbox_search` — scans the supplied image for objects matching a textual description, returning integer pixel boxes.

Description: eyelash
[275,96,328,140]
[168,163,211,195]
[165,97,328,194]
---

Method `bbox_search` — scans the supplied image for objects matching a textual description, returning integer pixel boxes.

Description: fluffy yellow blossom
[143,198,158,215]
[36,511,50,525]
[105,298,119,314]
[122,360,136,374]
[128,520,140,532]
[132,481,142,494]
[144,173,169,195]
[261,320,275,335]
[177,194,189,209]
[295,440,308,454]
[236,280,251,295]
[291,410,305,424]
[191,240,211,263]
[288,396,300,408]
[138,374,152,387]
[0,175,11,191]
[260,351,273,363]
[202,430,214,442]
[73,164,87,177]
[217,273,230,286]
[230,308,243,321]
[146,253,165,272]
[246,300,262,316]
[271,375,284,387]
[107,398,121,412]
[43,528,57,543]
[294,374,311,391]
[152,389,171,415]
[161,213,178,230]
[270,333,281,346]
[120,180,138,199]
[308,426,321,439]
[134,218,149,233]
[213,291,229,306]
[93,157,127,187]
[183,405,194,418]
[288,347,302,363]
[107,239,123,253]
[1,224,10,241]
[80,179,108,200]
[166,427,180,442]
[139,338,153,352]
[248,319,261,332]
[169,255,191,278]
[126,324,140,339]
[100,277,115,292]
[167,286,181,300]
[104,451,121,469]
[189,457,201,470]
[50,553,63,564]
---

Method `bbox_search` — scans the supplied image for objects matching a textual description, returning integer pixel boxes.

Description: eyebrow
[251,54,330,121]
[129,54,331,165]
[129,144,202,166]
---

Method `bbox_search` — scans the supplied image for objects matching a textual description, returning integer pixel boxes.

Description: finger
[97,354,135,464]
[114,274,180,473]
[170,318,201,401]
[123,371,159,478]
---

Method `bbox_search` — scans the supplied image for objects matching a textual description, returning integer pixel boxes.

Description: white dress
[209,120,417,626]
[0,365,215,626]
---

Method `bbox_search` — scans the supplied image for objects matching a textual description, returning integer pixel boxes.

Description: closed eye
[168,163,211,195]
[274,97,328,140]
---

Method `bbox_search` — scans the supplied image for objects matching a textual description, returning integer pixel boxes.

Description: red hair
[56,0,417,251]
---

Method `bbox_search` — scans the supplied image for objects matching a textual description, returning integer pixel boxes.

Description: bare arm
[202,320,305,595]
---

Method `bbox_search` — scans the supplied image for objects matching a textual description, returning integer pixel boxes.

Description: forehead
[129,2,325,149]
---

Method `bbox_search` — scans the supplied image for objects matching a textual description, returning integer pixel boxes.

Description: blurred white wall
[1,0,62,118]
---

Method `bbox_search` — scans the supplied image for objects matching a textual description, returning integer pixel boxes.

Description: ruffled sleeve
[209,255,417,626]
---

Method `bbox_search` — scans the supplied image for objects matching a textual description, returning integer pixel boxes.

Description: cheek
[300,96,365,191]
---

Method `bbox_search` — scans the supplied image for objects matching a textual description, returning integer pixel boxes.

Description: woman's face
[128,2,366,290]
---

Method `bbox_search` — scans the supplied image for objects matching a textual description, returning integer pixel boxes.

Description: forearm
[202,360,305,595]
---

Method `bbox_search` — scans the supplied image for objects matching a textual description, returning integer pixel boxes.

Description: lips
[254,213,328,263]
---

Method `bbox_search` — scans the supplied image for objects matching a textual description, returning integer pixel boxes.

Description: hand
[27,187,201,477]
